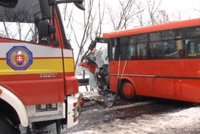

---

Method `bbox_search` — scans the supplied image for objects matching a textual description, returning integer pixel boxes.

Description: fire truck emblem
[7,46,33,70]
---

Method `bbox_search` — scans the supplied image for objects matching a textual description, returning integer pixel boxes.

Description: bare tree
[147,0,162,25]
[74,0,95,67]
[63,0,105,68]
[63,4,74,39]
[93,0,105,38]
[2,21,9,37]
[135,0,146,26]
[107,0,138,30]
[174,12,182,21]
[156,9,169,24]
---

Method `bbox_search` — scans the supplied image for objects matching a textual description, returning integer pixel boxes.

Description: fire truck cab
[0,0,84,133]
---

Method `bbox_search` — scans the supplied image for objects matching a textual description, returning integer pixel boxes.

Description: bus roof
[103,18,200,38]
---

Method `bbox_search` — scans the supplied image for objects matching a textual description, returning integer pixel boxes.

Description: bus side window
[120,37,129,60]
[197,43,200,55]
[185,39,197,57]
[184,27,200,57]
[129,36,137,59]
[135,34,147,59]
[164,40,178,58]
[149,42,164,59]
[112,38,120,60]
[108,39,117,60]
[137,43,147,59]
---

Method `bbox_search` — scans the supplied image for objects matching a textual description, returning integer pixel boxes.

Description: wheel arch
[120,77,136,91]
[119,77,136,99]
[0,86,29,127]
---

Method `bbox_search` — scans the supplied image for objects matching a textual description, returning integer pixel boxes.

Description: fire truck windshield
[0,0,18,8]
[0,0,42,42]
[0,0,41,23]
[0,0,84,43]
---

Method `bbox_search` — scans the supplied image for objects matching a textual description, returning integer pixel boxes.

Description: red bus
[103,18,200,102]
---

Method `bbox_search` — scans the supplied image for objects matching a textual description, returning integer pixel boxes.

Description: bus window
[149,42,164,59]
[109,38,120,60]
[162,30,175,40]
[197,43,200,54]
[185,39,200,57]
[164,40,177,58]
[120,37,129,60]
[150,32,161,42]
[149,32,164,59]
[136,34,147,59]
[136,34,148,42]
[184,27,200,57]
[128,34,147,60]
[108,39,116,60]
[185,27,200,38]
[186,40,197,57]
[129,36,137,59]
[137,43,147,59]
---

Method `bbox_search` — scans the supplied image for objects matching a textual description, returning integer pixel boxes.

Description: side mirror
[38,20,50,45]
[74,2,85,10]
[0,0,18,8]
[38,20,56,45]
[39,0,51,20]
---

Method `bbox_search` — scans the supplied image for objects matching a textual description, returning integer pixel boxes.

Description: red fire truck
[0,0,84,133]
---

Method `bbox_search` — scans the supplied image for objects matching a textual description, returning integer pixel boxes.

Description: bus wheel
[120,81,135,99]
[0,115,17,134]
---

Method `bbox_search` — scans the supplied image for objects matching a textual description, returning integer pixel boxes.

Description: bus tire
[0,115,17,134]
[120,81,136,99]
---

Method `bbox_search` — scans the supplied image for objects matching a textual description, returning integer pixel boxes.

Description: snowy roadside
[82,106,200,134]
[64,101,200,134]
[63,84,200,134]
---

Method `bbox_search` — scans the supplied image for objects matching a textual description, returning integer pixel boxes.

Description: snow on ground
[63,86,200,134]
[65,106,200,134]
[63,88,200,134]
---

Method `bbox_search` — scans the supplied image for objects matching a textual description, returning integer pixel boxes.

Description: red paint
[109,59,200,102]
[103,18,200,38]
[53,8,78,96]
[65,76,78,95]
[0,72,77,105]
[0,73,65,105]
[79,63,96,74]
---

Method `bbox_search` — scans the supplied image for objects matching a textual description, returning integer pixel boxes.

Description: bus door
[108,38,121,92]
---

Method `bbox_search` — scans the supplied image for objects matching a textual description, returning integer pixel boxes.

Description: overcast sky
[160,0,200,19]
[66,0,200,58]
